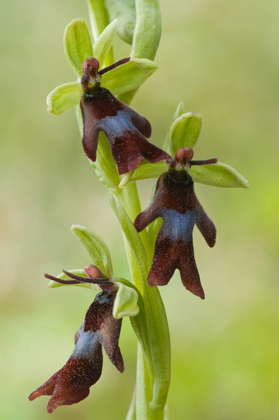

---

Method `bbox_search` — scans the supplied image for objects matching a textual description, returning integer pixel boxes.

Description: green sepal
[71,224,114,277]
[48,269,90,288]
[46,82,82,115]
[64,18,93,77]
[113,278,139,318]
[189,162,250,188]
[93,19,118,69]
[105,0,136,44]
[166,112,202,155]
[102,58,158,97]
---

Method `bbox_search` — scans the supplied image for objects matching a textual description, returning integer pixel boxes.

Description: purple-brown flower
[80,58,170,175]
[29,269,123,413]
[134,149,217,299]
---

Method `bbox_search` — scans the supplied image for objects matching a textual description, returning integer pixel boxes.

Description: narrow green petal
[48,269,90,288]
[189,162,250,188]
[102,58,158,96]
[46,82,82,115]
[64,18,93,77]
[113,280,139,318]
[167,112,202,155]
[71,224,114,277]
[94,19,118,68]
[105,0,136,44]
[173,101,186,120]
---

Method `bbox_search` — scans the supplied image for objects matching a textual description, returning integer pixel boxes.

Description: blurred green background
[1,0,279,419]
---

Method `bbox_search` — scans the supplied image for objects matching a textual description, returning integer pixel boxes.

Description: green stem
[116,183,171,420]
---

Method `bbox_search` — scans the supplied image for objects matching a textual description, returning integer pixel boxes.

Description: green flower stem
[119,1,170,415]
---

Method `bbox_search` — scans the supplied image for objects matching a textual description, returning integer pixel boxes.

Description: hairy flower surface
[80,58,170,174]
[134,168,216,299]
[29,288,123,413]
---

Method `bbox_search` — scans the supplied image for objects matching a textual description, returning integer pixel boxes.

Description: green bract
[131,0,161,61]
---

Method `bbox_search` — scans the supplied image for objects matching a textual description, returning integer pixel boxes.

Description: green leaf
[71,224,114,277]
[102,58,158,96]
[113,279,139,318]
[167,112,202,155]
[46,82,82,115]
[64,18,93,77]
[189,162,250,188]
[93,19,118,68]
[105,0,136,44]
[48,269,90,288]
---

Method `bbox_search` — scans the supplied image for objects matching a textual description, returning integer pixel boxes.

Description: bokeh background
[1,0,279,419]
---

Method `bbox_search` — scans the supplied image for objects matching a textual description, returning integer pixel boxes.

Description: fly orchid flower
[134,147,217,299]
[80,57,170,175]
[29,267,124,413]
